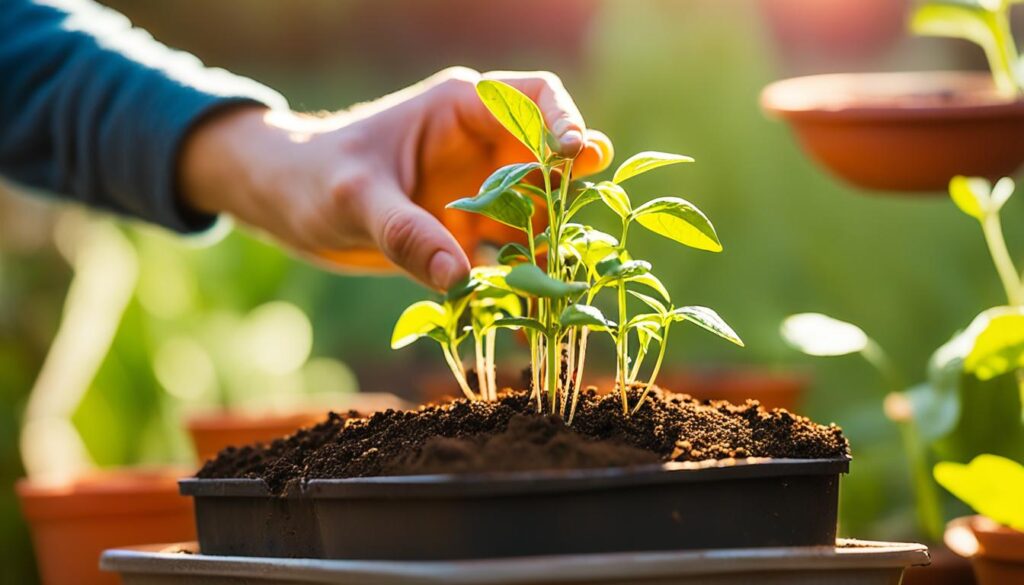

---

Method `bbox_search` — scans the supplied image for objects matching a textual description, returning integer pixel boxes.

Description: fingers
[365,180,471,290]
[573,129,614,178]
[484,71,587,157]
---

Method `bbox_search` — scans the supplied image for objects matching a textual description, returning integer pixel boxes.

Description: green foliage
[934,454,1024,530]
[911,0,1023,95]
[393,79,742,417]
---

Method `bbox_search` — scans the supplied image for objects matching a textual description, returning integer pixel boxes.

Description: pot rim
[761,71,1024,122]
[180,456,850,499]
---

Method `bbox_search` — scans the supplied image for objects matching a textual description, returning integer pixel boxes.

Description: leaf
[905,383,961,441]
[991,177,1016,211]
[628,290,668,315]
[505,263,588,298]
[949,175,991,220]
[672,306,744,346]
[486,316,548,335]
[565,187,601,220]
[631,197,722,252]
[391,301,448,349]
[780,313,870,356]
[964,307,1024,380]
[581,181,631,218]
[476,80,548,161]
[596,257,651,279]
[934,454,1024,531]
[627,312,664,330]
[612,151,694,184]
[560,304,615,330]
[448,163,539,230]
[627,272,671,302]
[566,227,619,273]
[497,243,532,266]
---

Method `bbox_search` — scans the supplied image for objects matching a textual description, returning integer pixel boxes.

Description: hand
[180,67,614,290]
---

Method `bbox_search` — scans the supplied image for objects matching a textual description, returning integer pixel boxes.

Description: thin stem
[860,340,905,397]
[569,327,590,424]
[474,333,487,400]
[442,344,476,400]
[486,329,497,400]
[988,8,1021,96]
[547,333,559,413]
[982,213,1023,306]
[564,328,577,417]
[632,321,671,414]
[616,280,629,414]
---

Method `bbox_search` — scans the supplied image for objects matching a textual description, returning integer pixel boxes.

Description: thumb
[367,184,471,291]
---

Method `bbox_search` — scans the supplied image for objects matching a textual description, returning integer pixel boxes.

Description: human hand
[179,67,613,290]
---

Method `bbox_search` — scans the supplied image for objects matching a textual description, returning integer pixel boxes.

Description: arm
[0,0,287,232]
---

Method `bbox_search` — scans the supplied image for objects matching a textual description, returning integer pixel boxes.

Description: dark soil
[197,386,849,494]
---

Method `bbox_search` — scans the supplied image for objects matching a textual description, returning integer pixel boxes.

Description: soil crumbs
[197,387,849,494]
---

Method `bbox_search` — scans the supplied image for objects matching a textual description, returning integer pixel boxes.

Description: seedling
[393,80,743,418]
[781,173,1024,541]
[935,454,1024,531]
[912,0,1024,96]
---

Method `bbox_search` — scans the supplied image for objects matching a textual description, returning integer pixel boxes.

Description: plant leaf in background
[671,306,744,346]
[949,175,1016,220]
[476,80,549,161]
[631,197,722,252]
[934,454,1024,531]
[391,301,447,349]
[963,308,1024,380]
[559,304,615,330]
[612,151,694,184]
[780,313,870,356]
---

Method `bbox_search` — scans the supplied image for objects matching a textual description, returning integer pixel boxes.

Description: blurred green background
[1,0,1018,581]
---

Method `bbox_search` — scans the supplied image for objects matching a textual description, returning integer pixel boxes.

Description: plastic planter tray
[101,539,929,585]
[180,458,849,560]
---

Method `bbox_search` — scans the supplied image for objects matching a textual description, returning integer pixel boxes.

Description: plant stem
[896,411,945,542]
[982,213,1023,306]
[486,329,497,400]
[442,344,476,400]
[860,340,904,396]
[616,279,629,414]
[632,321,671,414]
[568,327,590,424]
[988,7,1020,96]
[474,333,487,400]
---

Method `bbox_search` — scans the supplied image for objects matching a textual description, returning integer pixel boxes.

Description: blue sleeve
[0,0,288,232]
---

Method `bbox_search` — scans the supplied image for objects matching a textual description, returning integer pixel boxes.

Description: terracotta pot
[761,72,1024,193]
[760,0,908,62]
[186,393,410,461]
[946,515,1024,585]
[16,467,195,585]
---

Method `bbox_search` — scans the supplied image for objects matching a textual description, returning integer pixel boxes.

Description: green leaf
[485,316,548,335]
[672,306,744,346]
[565,227,619,273]
[476,80,548,161]
[560,304,616,330]
[565,187,601,220]
[497,243,532,266]
[627,312,664,331]
[631,197,722,252]
[627,272,671,302]
[780,313,870,356]
[991,177,1016,210]
[581,181,631,218]
[949,175,991,220]
[612,151,694,184]
[391,301,448,349]
[505,263,588,298]
[448,163,539,230]
[596,257,651,279]
[964,307,1024,380]
[905,382,960,442]
[934,454,1024,531]
[628,290,668,315]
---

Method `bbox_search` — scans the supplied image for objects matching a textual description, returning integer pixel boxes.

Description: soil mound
[197,387,849,494]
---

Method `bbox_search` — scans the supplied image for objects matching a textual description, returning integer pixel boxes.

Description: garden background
[1,1,1015,581]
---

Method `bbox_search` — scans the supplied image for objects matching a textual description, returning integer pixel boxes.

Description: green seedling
[781,173,1024,541]
[393,79,743,418]
[935,454,1024,531]
[911,0,1024,96]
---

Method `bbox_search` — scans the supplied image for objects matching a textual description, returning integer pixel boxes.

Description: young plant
[393,79,743,418]
[912,0,1024,96]
[935,454,1024,531]
[781,173,1024,541]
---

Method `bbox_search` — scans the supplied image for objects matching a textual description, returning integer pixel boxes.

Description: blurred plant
[393,80,743,418]
[935,454,1024,530]
[782,174,1024,541]
[911,0,1024,96]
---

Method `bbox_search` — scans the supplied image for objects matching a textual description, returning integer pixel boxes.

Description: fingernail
[559,129,584,156]
[429,251,459,290]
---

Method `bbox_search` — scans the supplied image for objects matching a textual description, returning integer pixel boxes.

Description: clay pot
[761,72,1024,193]
[946,515,1024,585]
[760,0,908,62]
[16,467,195,585]
[186,393,410,462]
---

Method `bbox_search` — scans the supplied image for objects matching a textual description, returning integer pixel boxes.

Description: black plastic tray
[180,457,849,560]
